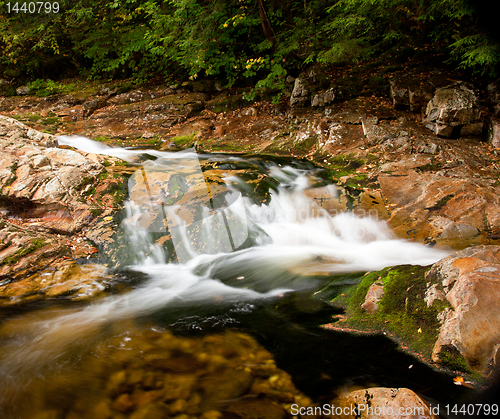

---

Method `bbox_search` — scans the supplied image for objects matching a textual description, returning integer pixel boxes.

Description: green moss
[27,114,43,122]
[323,154,367,179]
[437,345,472,373]
[341,174,372,191]
[114,160,130,167]
[145,137,162,147]
[10,161,18,174]
[77,176,96,192]
[113,189,127,204]
[0,238,46,266]
[340,265,451,360]
[347,269,387,308]
[206,93,250,113]
[171,133,196,148]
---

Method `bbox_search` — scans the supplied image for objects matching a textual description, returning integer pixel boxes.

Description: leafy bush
[27,79,66,96]
[0,0,497,91]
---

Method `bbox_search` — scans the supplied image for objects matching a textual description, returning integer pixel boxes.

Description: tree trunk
[257,0,276,46]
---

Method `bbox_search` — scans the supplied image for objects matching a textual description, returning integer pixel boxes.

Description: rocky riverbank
[2,67,500,417]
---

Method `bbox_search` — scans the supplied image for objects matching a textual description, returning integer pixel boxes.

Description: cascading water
[0,136,458,418]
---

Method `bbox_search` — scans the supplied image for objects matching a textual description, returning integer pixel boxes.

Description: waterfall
[0,136,451,416]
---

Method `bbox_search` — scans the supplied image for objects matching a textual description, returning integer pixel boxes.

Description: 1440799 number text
[6,2,59,13]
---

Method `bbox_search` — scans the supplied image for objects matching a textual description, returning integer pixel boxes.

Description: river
[0,137,471,418]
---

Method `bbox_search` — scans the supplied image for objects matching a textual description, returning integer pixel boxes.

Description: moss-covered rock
[322,248,500,380]
[325,265,458,370]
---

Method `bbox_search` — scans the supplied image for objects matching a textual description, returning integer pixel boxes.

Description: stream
[0,138,474,418]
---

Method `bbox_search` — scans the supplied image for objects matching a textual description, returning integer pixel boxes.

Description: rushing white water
[0,136,450,395]
[54,135,449,298]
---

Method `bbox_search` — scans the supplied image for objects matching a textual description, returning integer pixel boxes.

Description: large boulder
[325,246,500,376]
[0,115,104,234]
[378,170,500,247]
[0,115,128,279]
[423,82,483,137]
[427,245,500,373]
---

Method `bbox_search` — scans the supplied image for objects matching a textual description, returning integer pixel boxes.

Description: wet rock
[423,82,483,138]
[379,154,433,172]
[387,76,434,113]
[201,410,223,419]
[78,92,207,140]
[0,260,112,304]
[112,393,135,413]
[413,138,439,154]
[0,234,66,281]
[108,89,173,106]
[361,117,405,146]
[409,86,434,113]
[129,404,166,419]
[184,100,205,117]
[328,109,363,124]
[90,401,113,419]
[304,185,344,216]
[0,116,127,278]
[427,245,500,373]
[162,374,197,401]
[329,387,438,419]
[290,76,310,108]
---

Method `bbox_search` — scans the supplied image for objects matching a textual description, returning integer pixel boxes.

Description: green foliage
[449,35,500,78]
[0,0,497,93]
[27,79,65,96]
[317,0,499,76]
